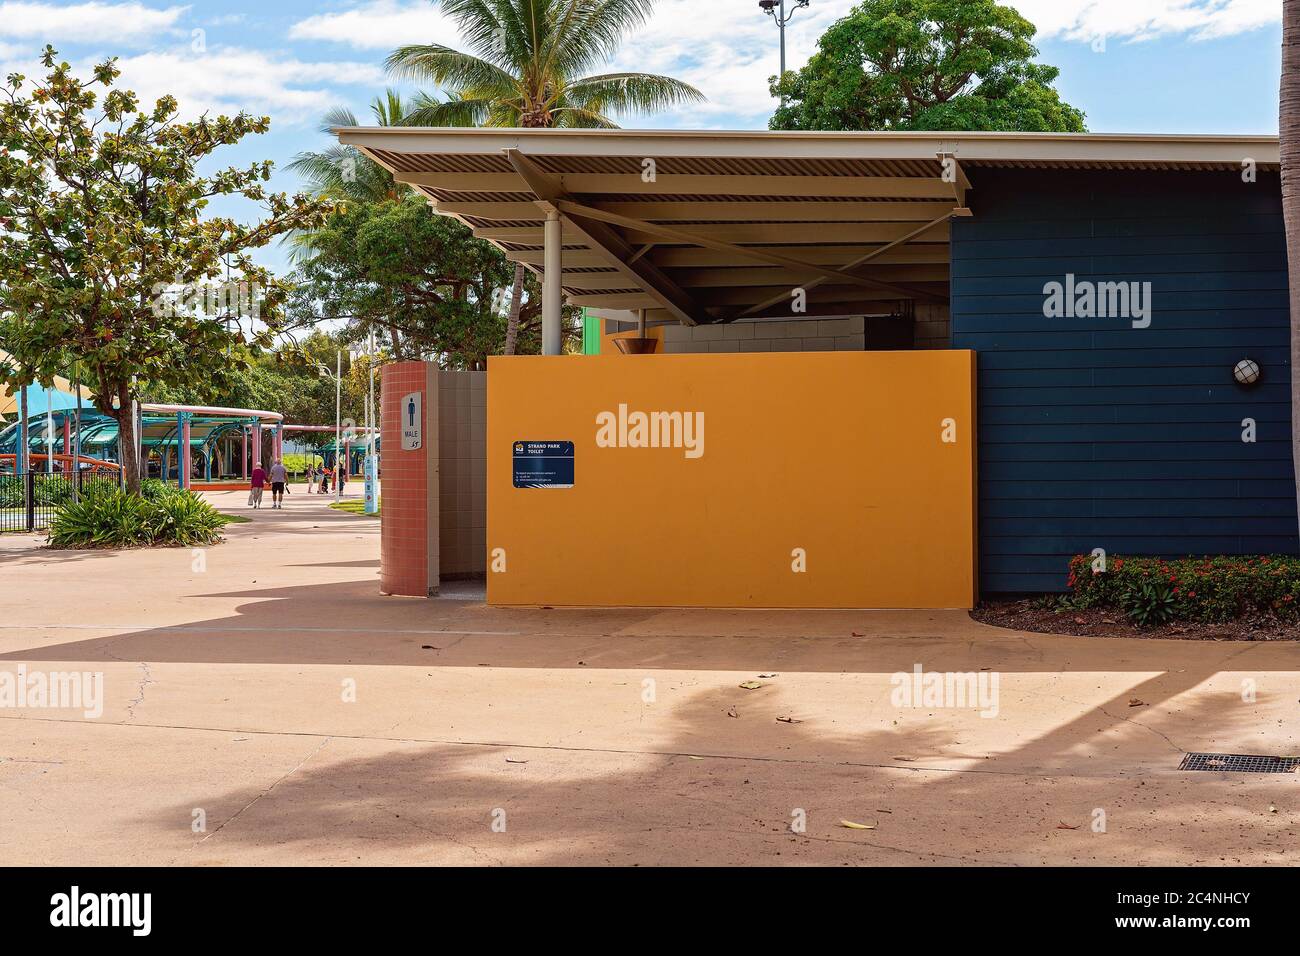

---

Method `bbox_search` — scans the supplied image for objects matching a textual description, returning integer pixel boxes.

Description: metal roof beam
[504,149,707,326]
[553,199,946,304]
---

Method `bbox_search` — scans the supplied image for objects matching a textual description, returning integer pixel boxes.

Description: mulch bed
[972,600,1300,641]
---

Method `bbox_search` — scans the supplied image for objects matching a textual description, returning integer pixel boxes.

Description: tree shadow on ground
[151,680,1296,866]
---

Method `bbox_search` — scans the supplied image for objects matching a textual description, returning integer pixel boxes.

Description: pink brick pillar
[380,362,438,597]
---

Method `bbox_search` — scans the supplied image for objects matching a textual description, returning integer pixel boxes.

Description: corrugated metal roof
[343,128,1278,323]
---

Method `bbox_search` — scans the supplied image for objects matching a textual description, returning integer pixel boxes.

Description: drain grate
[1179,752,1300,774]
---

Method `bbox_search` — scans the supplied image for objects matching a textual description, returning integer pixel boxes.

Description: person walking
[319,465,330,495]
[249,463,266,509]
[336,459,347,496]
[268,458,288,509]
[305,462,316,494]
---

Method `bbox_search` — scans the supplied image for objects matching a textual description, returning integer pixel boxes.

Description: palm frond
[551,0,658,78]
[386,43,519,97]
[564,71,705,116]
[318,106,359,136]
[402,95,499,128]
[549,105,619,128]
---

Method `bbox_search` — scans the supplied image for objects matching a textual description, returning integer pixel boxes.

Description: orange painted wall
[487,351,977,609]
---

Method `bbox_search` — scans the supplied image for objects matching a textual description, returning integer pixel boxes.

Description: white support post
[543,209,563,356]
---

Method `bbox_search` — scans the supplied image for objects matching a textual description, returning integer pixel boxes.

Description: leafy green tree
[769,0,1086,133]
[287,192,579,367]
[0,48,332,492]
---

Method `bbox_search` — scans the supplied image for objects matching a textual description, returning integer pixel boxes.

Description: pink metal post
[241,428,248,479]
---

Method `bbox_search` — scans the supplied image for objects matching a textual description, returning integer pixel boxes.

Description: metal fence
[0,471,121,533]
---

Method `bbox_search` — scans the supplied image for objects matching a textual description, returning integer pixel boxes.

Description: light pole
[317,351,343,503]
[364,329,378,516]
[759,0,810,86]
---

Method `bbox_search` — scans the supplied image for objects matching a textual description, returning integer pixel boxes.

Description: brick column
[380,362,439,597]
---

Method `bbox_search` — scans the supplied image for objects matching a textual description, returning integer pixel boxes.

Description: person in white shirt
[268,459,289,509]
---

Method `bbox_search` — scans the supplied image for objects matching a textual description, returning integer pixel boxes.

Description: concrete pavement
[0,488,1296,865]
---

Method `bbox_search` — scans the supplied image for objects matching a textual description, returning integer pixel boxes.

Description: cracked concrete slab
[0,490,1296,865]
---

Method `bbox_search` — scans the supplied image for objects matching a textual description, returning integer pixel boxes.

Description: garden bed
[973,554,1300,641]
[972,600,1300,641]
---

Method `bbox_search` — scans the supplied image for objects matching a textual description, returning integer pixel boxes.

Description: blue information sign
[513,441,574,488]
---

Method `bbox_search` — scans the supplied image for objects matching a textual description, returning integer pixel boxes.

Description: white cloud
[1013,0,1279,43]
[0,1,188,45]
[107,48,385,124]
[290,0,455,49]
[0,44,385,127]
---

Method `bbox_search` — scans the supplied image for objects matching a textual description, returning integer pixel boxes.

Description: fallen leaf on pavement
[505,758,528,764]
[726,706,739,718]
[776,715,803,724]
[839,819,876,830]
[1128,698,1146,707]
[738,680,763,690]
[1056,822,1080,830]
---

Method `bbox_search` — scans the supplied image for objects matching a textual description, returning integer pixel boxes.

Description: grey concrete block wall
[914,302,951,350]
[437,370,486,578]
[659,316,867,354]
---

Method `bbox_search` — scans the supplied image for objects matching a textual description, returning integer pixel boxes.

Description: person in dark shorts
[268,459,288,509]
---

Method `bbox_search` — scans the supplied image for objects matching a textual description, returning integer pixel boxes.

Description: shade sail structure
[334,128,1280,326]
[0,351,98,417]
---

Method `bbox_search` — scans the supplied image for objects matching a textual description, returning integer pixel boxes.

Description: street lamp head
[759,0,777,11]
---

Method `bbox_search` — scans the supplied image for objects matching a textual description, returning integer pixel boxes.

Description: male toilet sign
[401,392,422,450]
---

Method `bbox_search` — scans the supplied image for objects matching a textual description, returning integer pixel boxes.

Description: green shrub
[1068,554,1300,626]
[0,475,22,509]
[143,490,232,545]
[140,477,184,500]
[32,478,71,506]
[49,487,231,548]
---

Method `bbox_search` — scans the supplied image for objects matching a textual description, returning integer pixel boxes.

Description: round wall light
[1233,357,1262,387]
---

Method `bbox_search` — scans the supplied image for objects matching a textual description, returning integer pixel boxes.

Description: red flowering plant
[1067,555,1300,626]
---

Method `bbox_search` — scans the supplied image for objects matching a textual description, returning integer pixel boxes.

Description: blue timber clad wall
[950,168,1296,594]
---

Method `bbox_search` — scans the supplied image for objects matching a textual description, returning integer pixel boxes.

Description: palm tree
[286,90,415,203]
[1284,1,1300,533]
[387,0,705,351]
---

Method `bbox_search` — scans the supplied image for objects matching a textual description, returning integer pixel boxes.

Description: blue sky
[1,0,1285,276]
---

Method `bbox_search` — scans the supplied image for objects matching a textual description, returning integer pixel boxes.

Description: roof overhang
[336,128,1279,325]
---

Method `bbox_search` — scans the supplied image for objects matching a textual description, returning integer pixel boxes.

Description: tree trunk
[1284,0,1300,536]
[115,383,142,495]
[504,262,524,355]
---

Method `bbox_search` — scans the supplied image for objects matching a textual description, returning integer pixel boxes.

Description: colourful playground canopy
[0,350,99,417]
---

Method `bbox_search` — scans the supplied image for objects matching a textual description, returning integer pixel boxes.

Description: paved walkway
[0,488,1296,865]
